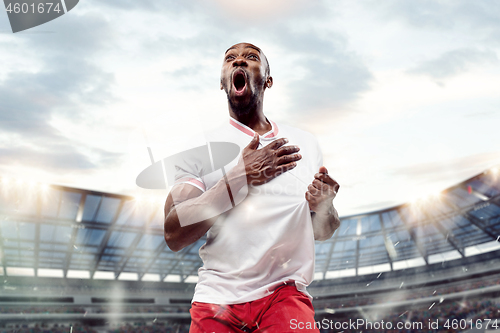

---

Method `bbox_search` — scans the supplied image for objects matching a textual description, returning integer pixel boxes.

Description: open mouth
[232,70,247,95]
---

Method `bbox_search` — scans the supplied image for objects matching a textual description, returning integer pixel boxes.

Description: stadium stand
[0,166,499,331]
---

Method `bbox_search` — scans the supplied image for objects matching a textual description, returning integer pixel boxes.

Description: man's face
[220,43,270,115]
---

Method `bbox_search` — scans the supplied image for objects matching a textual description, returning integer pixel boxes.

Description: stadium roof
[0,167,499,283]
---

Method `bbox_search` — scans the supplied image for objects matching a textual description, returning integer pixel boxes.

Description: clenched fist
[306,166,340,213]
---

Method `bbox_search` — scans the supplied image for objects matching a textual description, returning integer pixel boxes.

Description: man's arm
[163,166,246,252]
[164,133,302,252]
[306,166,341,241]
[311,205,340,241]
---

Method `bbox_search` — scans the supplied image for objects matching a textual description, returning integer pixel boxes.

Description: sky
[0,0,499,216]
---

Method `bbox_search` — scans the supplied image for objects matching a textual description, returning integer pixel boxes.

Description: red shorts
[189,284,319,333]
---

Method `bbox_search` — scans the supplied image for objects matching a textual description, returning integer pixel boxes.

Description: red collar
[229,117,279,139]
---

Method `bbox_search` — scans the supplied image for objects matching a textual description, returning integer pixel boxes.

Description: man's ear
[266,76,273,89]
[220,80,223,90]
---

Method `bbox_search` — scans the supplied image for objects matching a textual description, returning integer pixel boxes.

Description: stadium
[0,166,499,333]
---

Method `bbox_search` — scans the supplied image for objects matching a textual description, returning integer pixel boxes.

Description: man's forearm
[311,205,340,241]
[174,167,246,226]
[164,165,247,251]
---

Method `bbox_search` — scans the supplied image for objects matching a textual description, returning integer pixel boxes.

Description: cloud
[376,0,463,29]
[273,30,373,117]
[99,0,327,23]
[109,0,371,121]
[207,0,327,23]
[0,9,116,129]
[373,0,500,43]
[2,0,496,210]
[0,143,122,172]
[407,48,498,80]
[0,60,115,136]
[162,64,215,91]
[0,9,119,174]
[376,0,499,29]
[127,0,371,116]
[96,0,195,14]
[390,151,500,184]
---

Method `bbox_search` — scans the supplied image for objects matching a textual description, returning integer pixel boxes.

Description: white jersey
[174,117,323,304]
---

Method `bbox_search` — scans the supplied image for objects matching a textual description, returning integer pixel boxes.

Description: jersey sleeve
[162,133,209,193]
[170,148,207,193]
[173,165,206,192]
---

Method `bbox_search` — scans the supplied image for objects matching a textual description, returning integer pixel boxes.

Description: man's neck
[230,110,271,136]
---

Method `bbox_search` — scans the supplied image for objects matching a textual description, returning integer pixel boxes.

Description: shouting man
[164,42,340,332]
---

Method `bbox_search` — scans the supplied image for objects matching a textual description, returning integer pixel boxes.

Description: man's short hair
[262,52,270,77]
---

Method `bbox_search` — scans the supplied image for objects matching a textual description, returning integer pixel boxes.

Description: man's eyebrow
[224,45,262,55]
[225,46,236,54]
[246,45,261,54]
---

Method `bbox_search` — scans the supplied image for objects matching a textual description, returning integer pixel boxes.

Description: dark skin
[164,43,340,251]
[221,43,272,134]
